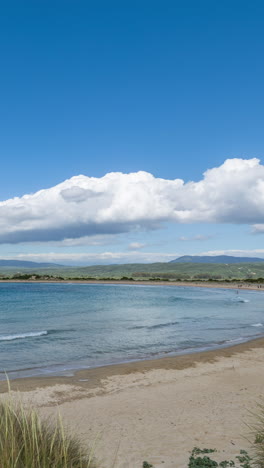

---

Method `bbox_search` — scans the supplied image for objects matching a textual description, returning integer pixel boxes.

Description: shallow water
[0,283,263,379]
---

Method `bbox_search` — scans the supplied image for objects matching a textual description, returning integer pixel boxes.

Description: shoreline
[2,334,264,394]
[0,278,264,291]
[2,280,264,466]
[0,281,263,389]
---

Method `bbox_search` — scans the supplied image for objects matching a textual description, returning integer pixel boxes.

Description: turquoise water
[0,283,263,379]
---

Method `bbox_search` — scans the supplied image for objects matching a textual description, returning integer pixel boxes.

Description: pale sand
[1,338,264,467]
[1,278,264,291]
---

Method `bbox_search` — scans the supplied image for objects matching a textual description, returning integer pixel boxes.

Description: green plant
[188,448,251,468]
[0,397,96,468]
[235,450,252,468]
[255,433,264,444]
[248,402,264,467]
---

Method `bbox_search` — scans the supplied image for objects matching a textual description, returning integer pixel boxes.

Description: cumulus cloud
[1,158,264,244]
[60,186,104,203]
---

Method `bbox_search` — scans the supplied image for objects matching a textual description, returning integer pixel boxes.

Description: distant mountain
[0,260,63,268]
[170,255,264,264]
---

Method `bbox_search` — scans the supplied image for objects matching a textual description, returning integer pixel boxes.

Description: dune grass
[249,403,264,468]
[0,397,96,468]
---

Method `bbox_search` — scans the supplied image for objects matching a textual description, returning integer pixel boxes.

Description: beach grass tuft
[249,403,264,467]
[0,396,96,468]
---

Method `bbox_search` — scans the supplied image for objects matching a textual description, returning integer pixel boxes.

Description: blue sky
[1,0,264,265]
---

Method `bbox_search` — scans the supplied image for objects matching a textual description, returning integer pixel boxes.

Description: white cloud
[53,234,118,247]
[0,252,177,265]
[128,242,146,250]
[3,249,264,265]
[200,249,264,258]
[178,235,213,241]
[1,158,264,244]
[252,224,264,234]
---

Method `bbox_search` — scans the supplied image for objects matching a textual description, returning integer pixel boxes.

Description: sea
[0,282,263,380]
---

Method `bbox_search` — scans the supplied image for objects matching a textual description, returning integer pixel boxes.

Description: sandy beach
[1,278,264,292]
[1,337,264,467]
[3,1,264,467]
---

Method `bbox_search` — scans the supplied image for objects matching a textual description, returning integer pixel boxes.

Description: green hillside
[1,262,264,281]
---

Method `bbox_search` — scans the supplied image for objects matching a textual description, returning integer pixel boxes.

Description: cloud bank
[0,252,177,265]
[2,249,264,266]
[1,158,264,244]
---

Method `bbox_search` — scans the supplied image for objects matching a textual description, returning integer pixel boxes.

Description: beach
[2,2,264,467]
[1,278,264,291]
[1,337,264,467]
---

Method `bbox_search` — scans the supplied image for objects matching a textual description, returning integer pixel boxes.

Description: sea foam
[232,297,250,303]
[0,331,48,342]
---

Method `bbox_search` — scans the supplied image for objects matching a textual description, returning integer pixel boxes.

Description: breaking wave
[232,297,250,303]
[0,331,48,342]
[130,321,179,330]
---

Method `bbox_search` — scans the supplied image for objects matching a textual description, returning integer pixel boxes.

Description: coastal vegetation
[188,448,252,467]
[0,271,264,285]
[1,261,264,283]
[0,398,96,468]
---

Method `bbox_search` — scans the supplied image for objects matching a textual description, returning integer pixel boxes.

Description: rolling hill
[1,257,264,281]
[170,255,264,264]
